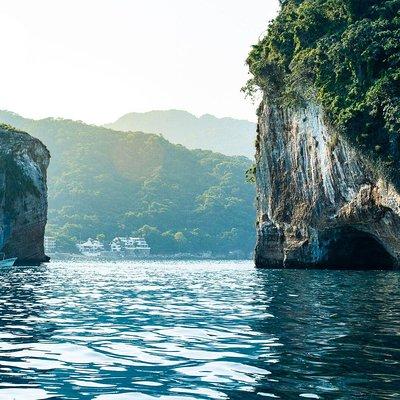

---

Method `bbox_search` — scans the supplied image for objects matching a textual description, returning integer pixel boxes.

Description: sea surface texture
[0,261,399,399]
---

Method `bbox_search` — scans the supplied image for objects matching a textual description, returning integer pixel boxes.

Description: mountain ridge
[105,109,256,158]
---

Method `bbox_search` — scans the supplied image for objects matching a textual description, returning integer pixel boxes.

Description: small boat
[0,253,17,267]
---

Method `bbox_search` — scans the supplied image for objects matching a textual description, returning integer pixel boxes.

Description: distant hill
[105,110,256,158]
[0,110,255,255]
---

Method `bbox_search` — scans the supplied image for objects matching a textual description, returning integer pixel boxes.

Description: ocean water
[0,260,398,400]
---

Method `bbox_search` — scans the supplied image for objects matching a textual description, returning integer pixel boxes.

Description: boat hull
[0,258,17,267]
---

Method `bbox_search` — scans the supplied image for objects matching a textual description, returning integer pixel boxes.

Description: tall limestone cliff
[248,0,400,269]
[0,124,50,264]
[255,101,400,269]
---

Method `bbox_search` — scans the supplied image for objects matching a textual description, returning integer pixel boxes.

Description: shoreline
[46,252,253,262]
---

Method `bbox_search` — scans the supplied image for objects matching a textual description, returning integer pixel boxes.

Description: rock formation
[0,124,50,264]
[255,101,400,269]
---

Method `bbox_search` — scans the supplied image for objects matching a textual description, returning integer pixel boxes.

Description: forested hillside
[0,111,255,255]
[245,0,400,184]
[105,110,256,158]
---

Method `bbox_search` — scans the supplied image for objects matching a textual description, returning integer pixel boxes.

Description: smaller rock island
[0,124,50,264]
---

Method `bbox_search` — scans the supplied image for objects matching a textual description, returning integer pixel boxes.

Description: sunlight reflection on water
[0,260,398,399]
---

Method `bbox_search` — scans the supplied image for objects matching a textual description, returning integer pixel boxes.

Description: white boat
[0,253,17,267]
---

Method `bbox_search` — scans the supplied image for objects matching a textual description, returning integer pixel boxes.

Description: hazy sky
[0,0,279,124]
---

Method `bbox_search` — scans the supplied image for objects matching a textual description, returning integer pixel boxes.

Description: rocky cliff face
[0,124,50,264]
[255,100,400,269]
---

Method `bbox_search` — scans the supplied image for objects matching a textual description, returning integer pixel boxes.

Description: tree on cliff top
[245,0,400,184]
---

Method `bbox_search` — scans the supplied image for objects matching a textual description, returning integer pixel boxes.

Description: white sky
[0,0,279,124]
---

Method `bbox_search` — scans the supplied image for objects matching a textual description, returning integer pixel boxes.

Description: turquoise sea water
[0,260,398,399]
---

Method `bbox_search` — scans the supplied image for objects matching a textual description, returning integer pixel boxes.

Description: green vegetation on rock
[0,111,255,255]
[245,0,400,183]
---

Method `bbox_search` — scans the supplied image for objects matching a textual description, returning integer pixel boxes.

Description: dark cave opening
[321,227,395,270]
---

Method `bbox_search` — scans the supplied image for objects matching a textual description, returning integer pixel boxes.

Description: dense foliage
[0,111,255,255]
[246,0,400,183]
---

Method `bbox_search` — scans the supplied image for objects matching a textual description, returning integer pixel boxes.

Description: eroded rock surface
[0,125,50,264]
[255,101,400,269]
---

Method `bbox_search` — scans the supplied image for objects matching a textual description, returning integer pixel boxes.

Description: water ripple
[0,261,397,399]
